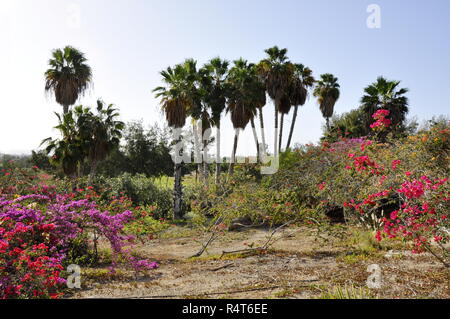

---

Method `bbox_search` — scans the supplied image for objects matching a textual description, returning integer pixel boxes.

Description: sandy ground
[70,226,449,299]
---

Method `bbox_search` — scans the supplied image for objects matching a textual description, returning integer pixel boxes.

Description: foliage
[226,59,261,129]
[79,174,173,219]
[267,116,449,265]
[119,121,173,177]
[0,166,165,298]
[44,46,92,113]
[0,214,65,299]
[313,73,340,128]
[322,108,370,142]
[360,76,409,136]
[41,101,124,179]
[30,151,55,173]
[318,285,376,299]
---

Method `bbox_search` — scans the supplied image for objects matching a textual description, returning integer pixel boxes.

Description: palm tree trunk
[250,118,260,163]
[258,107,266,157]
[88,159,98,185]
[278,113,284,153]
[286,105,298,150]
[326,117,330,131]
[228,130,239,176]
[172,132,184,220]
[173,162,183,219]
[192,121,202,181]
[274,103,279,158]
[203,139,209,187]
[77,162,82,178]
[215,123,221,184]
[63,104,69,114]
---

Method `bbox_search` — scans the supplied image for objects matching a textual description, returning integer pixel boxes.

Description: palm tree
[361,76,409,134]
[76,100,124,184]
[285,64,315,149]
[314,73,340,130]
[41,101,124,182]
[200,58,229,184]
[153,60,198,219]
[249,64,267,162]
[45,46,92,114]
[41,111,86,178]
[258,46,294,157]
[226,59,258,175]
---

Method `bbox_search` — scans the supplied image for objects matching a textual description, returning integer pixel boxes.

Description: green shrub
[68,173,173,219]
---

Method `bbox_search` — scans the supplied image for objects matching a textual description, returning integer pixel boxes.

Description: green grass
[151,174,200,190]
[317,284,377,299]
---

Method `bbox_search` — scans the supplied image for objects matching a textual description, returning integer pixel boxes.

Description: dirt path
[71,227,449,299]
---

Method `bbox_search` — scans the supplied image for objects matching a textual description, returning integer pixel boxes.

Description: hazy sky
[1,0,449,155]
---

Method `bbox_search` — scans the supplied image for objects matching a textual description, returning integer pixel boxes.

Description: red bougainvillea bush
[0,210,65,299]
[0,169,158,299]
[270,115,449,266]
[344,152,449,267]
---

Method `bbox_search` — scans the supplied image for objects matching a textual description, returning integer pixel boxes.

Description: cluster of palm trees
[40,45,410,219]
[43,46,124,183]
[41,101,124,183]
[153,46,341,218]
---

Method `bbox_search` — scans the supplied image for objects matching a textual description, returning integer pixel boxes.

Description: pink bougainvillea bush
[344,154,449,266]
[270,116,449,266]
[0,169,159,299]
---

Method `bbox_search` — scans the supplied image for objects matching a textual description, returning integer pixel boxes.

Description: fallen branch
[221,220,297,257]
[120,285,284,299]
[208,262,235,272]
[103,280,320,299]
[189,231,219,258]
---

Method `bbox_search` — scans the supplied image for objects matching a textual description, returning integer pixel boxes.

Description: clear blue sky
[1,0,449,155]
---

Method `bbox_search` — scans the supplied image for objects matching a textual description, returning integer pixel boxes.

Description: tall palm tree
[361,76,409,134]
[249,64,267,162]
[181,60,211,184]
[45,46,92,114]
[285,64,315,149]
[314,73,340,130]
[199,57,229,184]
[258,46,294,157]
[226,59,258,175]
[153,60,198,219]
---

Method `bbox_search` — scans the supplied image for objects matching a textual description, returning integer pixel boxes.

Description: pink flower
[391,160,401,170]
[370,109,391,131]
[397,180,425,199]
[390,210,399,220]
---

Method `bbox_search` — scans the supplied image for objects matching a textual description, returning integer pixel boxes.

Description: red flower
[375,231,382,242]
